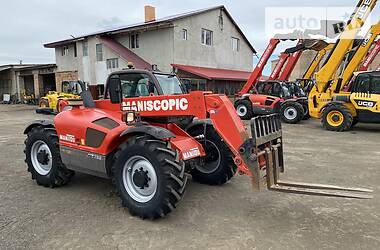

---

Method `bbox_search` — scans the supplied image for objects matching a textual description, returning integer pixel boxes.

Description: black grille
[86,128,106,148]
[93,118,119,130]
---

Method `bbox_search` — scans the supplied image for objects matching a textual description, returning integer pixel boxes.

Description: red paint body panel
[238,39,281,96]
[54,91,253,175]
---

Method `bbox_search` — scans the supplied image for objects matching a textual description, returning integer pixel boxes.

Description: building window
[201,29,213,46]
[131,34,139,49]
[107,58,119,69]
[96,44,103,61]
[62,46,69,56]
[231,37,240,51]
[74,44,78,57]
[182,29,188,40]
[83,41,88,57]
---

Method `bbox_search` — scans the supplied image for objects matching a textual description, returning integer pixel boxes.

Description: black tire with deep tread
[235,99,253,120]
[280,101,305,124]
[24,126,74,188]
[187,126,237,185]
[321,104,353,132]
[112,136,187,220]
[301,103,311,120]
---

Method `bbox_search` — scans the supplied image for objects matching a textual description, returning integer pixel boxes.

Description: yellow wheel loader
[37,81,86,114]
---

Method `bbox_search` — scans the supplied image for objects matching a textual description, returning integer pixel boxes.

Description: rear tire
[321,104,353,132]
[112,136,187,220]
[280,102,304,124]
[235,100,253,120]
[187,126,236,185]
[24,126,74,188]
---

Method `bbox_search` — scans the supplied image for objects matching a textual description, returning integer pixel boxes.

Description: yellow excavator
[308,0,380,131]
[37,81,86,114]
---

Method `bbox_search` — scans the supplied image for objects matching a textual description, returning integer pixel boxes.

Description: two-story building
[44,5,256,96]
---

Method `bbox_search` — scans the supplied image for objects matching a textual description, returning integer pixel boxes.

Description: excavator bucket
[242,114,373,199]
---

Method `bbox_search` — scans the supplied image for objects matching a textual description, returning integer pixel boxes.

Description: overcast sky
[0,0,379,66]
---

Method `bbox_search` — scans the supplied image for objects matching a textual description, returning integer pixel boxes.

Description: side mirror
[108,76,122,104]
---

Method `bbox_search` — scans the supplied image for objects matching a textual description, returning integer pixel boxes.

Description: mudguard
[185,119,213,132]
[24,120,54,134]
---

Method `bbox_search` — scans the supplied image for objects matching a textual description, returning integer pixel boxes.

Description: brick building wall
[55,71,79,92]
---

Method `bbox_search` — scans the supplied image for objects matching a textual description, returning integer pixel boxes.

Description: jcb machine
[308,0,380,131]
[24,69,372,220]
[37,81,86,114]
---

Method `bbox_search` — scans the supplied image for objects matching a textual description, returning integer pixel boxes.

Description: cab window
[370,76,380,94]
[119,73,157,98]
[353,75,370,93]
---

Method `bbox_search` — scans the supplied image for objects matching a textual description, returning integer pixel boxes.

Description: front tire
[39,99,49,109]
[113,136,187,220]
[301,103,311,120]
[235,100,253,120]
[280,102,304,124]
[24,126,74,187]
[322,104,353,132]
[187,126,237,185]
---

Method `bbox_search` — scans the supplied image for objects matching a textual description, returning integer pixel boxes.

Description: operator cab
[348,71,380,123]
[349,71,380,94]
[61,81,86,95]
[256,81,292,99]
[105,70,186,99]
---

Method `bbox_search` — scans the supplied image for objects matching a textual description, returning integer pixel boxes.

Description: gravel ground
[0,104,379,250]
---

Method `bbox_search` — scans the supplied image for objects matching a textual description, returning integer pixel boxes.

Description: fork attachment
[239,114,373,199]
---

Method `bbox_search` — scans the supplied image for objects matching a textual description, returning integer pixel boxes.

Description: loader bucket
[240,114,373,199]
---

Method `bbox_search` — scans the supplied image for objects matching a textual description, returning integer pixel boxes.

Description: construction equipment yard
[1,104,379,250]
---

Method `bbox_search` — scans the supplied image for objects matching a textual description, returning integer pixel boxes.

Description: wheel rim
[237,104,248,117]
[31,140,52,176]
[327,110,344,127]
[197,140,221,174]
[122,156,157,203]
[284,106,298,120]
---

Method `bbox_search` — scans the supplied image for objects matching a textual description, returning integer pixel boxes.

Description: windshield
[62,81,83,95]
[154,74,184,95]
[281,85,292,98]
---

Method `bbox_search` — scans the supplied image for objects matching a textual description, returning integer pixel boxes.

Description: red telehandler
[236,39,328,123]
[23,69,372,220]
[359,39,380,71]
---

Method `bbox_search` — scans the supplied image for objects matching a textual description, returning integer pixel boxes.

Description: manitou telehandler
[308,0,380,131]
[359,39,380,71]
[249,40,329,123]
[234,38,327,123]
[23,69,372,220]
